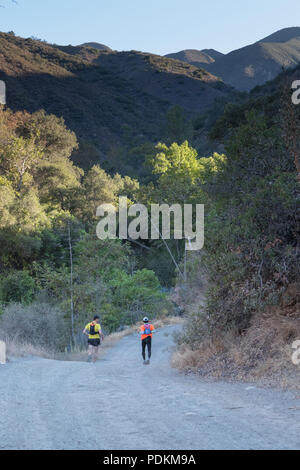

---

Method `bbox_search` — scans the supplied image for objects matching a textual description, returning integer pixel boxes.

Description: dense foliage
[177,86,299,346]
[0,107,170,348]
[0,64,299,353]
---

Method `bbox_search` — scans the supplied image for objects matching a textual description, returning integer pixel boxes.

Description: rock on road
[0,325,299,450]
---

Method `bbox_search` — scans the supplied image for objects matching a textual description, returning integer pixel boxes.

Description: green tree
[0,270,36,305]
[163,106,192,144]
[18,110,78,160]
[0,135,43,191]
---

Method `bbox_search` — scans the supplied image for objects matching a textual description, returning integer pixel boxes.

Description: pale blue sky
[0,0,299,55]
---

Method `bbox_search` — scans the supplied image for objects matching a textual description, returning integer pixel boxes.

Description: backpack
[89,322,98,336]
[144,323,151,335]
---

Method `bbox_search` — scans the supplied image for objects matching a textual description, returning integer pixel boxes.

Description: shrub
[0,302,68,351]
[0,270,36,305]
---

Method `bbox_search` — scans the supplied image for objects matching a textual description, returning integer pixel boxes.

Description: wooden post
[0,340,6,364]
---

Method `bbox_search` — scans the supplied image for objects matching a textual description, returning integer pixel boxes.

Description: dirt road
[0,326,299,450]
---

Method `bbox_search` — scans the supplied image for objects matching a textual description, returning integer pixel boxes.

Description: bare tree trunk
[67,219,75,346]
[150,218,185,280]
[17,155,31,192]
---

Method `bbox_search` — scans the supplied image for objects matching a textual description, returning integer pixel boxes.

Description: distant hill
[258,27,300,43]
[165,49,223,67]
[166,50,216,66]
[79,42,112,51]
[200,49,224,61]
[167,27,300,91]
[208,31,300,91]
[0,32,233,169]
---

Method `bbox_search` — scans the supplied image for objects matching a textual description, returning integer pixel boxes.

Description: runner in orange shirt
[140,317,155,365]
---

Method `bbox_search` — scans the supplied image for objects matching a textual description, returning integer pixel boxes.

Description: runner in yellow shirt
[83,315,103,363]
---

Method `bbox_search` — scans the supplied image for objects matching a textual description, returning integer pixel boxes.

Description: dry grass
[172,309,300,389]
[3,334,53,360]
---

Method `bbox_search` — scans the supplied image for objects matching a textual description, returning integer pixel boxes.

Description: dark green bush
[0,271,36,305]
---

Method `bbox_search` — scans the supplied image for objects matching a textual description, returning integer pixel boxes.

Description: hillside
[165,49,219,66]
[172,63,300,388]
[79,42,112,51]
[201,49,224,61]
[208,60,300,143]
[0,32,233,168]
[259,26,300,43]
[208,36,300,91]
[167,27,300,91]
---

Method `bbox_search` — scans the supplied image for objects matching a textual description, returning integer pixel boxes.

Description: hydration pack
[144,323,151,335]
[89,322,98,336]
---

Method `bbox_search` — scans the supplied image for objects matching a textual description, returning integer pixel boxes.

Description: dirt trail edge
[0,325,299,450]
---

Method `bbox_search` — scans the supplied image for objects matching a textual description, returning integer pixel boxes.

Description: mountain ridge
[258,26,300,43]
[79,42,112,51]
[166,27,300,91]
[0,32,234,170]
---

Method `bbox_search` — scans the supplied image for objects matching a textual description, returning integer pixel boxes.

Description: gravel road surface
[0,326,299,450]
